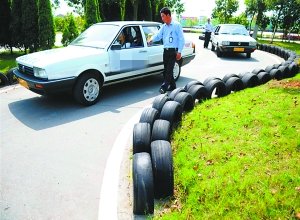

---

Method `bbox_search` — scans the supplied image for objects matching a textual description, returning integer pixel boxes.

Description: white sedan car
[14,21,195,106]
[211,24,257,58]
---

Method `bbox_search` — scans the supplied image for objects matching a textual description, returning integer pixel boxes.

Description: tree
[22,0,39,52]
[10,0,24,50]
[85,0,101,28]
[138,0,152,21]
[62,14,79,46]
[38,0,56,49]
[212,0,239,23]
[0,0,12,51]
[166,0,184,20]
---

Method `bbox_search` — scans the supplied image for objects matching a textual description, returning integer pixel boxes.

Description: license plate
[18,78,29,89]
[234,47,244,52]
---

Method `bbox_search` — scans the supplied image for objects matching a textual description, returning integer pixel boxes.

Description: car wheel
[73,72,102,106]
[173,61,181,81]
[216,47,222,57]
[246,52,251,58]
[211,44,215,51]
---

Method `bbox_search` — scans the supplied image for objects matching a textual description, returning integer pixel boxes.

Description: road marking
[97,108,144,220]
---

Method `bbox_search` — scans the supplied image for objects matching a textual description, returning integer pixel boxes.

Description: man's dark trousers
[204,32,211,48]
[162,48,177,90]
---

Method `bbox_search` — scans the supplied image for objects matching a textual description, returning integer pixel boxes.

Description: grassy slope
[0,51,23,74]
[155,42,300,219]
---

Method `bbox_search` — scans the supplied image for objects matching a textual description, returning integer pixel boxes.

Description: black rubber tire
[73,72,102,106]
[0,72,9,87]
[281,60,291,66]
[273,64,281,69]
[151,119,171,142]
[265,65,275,73]
[139,107,159,130]
[252,68,264,75]
[211,44,215,51]
[152,94,170,115]
[168,87,186,100]
[288,62,299,77]
[278,65,290,78]
[225,76,244,94]
[269,68,283,80]
[7,68,18,85]
[159,101,182,128]
[204,78,228,98]
[150,140,174,199]
[173,61,181,82]
[133,123,151,154]
[187,84,207,102]
[241,73,259,88]
[238,72,251,78]
[173,92,194,112]
[216,47,222,57]
[257,71,271,85]
[184,80,203,91]
[133,152,154,215]
[222,73,239,83]
[203,76,221,86]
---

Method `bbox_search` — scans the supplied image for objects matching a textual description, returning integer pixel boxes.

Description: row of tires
[132,45,300,216]
[0,68,17,87]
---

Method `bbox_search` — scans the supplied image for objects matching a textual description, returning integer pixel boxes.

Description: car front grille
[18,64,34,76]
[229,42,249,46]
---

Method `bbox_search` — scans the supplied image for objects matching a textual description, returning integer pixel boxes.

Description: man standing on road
[148,7,185,94]
[204,18,213,48]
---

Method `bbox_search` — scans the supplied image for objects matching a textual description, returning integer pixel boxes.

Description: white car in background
[14,21,196,106]
[211,24,257,58]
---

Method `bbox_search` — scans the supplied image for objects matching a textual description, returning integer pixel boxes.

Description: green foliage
[0,0,11,48]
[212,0,239,23]
[22,0,39,52]
[62,14,79,46]
[166,0,184,16]
[38,0,55,49]
[138,0,152,21]
[54,16,66,32]
[10,0,24,49]
[231,13,248,26]
[84,0,101,28]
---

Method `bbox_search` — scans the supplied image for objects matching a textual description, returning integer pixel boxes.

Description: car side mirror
[111,44,122,50]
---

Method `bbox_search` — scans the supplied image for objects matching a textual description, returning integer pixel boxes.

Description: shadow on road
[8,75,195,130]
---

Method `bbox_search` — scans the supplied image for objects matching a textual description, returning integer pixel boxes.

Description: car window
[142,25,163,46]
[70,24,120,48]
[113,26,144,49]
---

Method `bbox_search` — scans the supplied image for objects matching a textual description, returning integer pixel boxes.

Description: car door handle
[139,50,147,53]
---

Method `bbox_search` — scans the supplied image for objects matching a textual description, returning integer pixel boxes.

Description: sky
[54,0,246,17]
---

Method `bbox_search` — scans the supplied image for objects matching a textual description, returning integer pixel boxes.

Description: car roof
[94,21,161,26]
[218,24,245,27]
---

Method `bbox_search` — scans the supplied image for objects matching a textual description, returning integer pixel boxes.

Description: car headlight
[33,67,47,79]
[221,41,230,46]
[249,41,257,46]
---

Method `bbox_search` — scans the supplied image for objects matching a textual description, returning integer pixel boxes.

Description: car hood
[218,34,256,42]
[16,45,104,67]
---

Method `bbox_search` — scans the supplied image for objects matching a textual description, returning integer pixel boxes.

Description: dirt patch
[269,79,300,89]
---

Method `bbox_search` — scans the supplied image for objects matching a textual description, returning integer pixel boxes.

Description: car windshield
[219,25,249,36]
[70,24,120,48]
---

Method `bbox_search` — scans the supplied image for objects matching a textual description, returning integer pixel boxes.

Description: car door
[211,25,220,47]
[107,26,148,82]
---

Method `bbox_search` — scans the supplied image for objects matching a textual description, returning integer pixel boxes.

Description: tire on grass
[204,78,228,98]
[184,80,203,91]
[151,119,171,142]
[133,123,151,154]
[173,92,194,112]
[269,68,283,80]
[0,72,9,87]
[139,108,159,130]
[159,101,182,128]
[241,72,259,88]
[133,152,154,215]
[150,140,174,199]
[187,84,207,102]
[257,71,271,85]
[168,87,186,100]
[152,94,170,115]
[222,73,239,83]
[225,76,244,94]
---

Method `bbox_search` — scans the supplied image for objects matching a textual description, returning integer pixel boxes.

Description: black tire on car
[184,80,203,91]
[222,73,239,83]
[241,72,259,88]
[269,68,283,80]
[225,76,244,94]
[257,71,271,85]
[133,123,151,154]
[216,47,222,57]
[73,71,102,106]
[133,152,154,215]
[187,84,207,102]
[173,61,181,81]
[246,52,251,58]
[0,72,9,87]
[204,78,228,98]
[139,107,159,130]
[152,94,170,115]
[151,119,171,142]
[159,101,182,128]
[150,140,174,199]
[211,44,215,51]
[173,92,194,112]
[168,87,186,100]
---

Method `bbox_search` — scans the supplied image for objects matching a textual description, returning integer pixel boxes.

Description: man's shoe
[159,87,166,94]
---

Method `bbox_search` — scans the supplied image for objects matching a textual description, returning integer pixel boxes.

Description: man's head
[160,7,172,24]
[207,18,211,23]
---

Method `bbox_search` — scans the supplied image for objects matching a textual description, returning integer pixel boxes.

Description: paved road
[0,33,284,220]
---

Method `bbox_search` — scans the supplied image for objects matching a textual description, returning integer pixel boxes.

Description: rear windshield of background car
[219,25,249,36]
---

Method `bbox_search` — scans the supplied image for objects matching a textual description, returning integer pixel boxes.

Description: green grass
[258,39,300,55]
[155,75,300,219]
[0,51,23,74]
